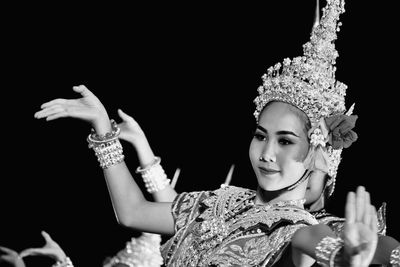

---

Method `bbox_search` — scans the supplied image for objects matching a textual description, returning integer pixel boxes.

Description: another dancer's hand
[343,186,378,267]
[34,85,111,133]
[19,231,67,262]
[0,246,26,267]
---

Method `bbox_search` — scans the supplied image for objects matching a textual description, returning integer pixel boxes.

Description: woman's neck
[255,183,307,206]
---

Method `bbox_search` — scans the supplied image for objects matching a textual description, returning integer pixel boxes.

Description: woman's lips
[259,166,279,175]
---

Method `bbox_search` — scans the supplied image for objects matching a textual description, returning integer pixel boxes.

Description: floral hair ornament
[304,103,357,196]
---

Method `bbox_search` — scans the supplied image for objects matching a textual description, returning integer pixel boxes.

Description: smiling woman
[250,102,310,195]
[31,0,381,266]
[1,0,399,266]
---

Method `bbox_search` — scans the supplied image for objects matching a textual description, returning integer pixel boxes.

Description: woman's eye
[279,139,292,145]
[254,133,266,141]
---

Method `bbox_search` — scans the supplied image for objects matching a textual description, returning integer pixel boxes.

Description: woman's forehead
[258,102,305,133]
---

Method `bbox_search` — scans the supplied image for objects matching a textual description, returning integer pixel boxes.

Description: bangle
[93,139,125,169]
[87,120,125,169]
[52,257,74,267]
[315,236,344,267]
[136,157,170,193]
[88,119,120,143]
[135,156,161,173]
[390,245,400,267]
[87,119,120,148]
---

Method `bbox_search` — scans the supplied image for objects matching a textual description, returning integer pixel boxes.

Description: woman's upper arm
[124,201,175,235]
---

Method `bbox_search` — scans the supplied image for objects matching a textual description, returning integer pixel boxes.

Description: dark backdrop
[1,2,398,266]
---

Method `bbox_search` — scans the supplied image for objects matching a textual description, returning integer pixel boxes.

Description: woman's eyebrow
[256,125,299,137]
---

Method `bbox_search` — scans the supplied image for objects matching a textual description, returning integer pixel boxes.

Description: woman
[115,107,399,266]
[34,85,378,267]
[33,0,379,266]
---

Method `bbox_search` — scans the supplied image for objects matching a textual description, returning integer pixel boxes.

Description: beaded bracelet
[107,233,164,267]
[315,236,344,267]
[136,156,170,193]
[52,257,74,267]
[88,119,120,143]
[87,120,125,169]
[93,139,125,169]
[390,245,400,267]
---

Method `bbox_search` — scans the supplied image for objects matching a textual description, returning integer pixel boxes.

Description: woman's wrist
[136,156,170,193]
[134,140,156,167]
[93,121,112,135]
[92,111,112,135]
[315,236,346,267]
[55,250,67,262]
[87,119,125,169]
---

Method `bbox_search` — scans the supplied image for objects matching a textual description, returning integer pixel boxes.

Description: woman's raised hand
[343,186,378,267]
[34,85,111,133]
[117,108,157,166]
[117,109,147,146]
[19,231,67,262]
[0,246,26,267]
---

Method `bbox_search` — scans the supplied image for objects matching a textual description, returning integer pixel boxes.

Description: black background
[1,2,399,266]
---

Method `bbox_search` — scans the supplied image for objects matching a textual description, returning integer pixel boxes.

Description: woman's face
[249,102,310,191]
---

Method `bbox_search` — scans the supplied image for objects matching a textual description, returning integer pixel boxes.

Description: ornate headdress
[253,0,357,196]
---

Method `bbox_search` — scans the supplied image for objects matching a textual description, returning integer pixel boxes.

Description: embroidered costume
[161,186,317,266]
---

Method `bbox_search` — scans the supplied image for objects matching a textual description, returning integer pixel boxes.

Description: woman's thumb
[41,231,53,242]
[72,85,91,96]
[118,109,129,120]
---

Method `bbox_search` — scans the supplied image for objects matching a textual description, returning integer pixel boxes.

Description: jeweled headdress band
[253,0,357,196]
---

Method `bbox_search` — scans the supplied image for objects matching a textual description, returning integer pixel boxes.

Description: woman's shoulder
[214,185,256,195]
[176,185,255,202]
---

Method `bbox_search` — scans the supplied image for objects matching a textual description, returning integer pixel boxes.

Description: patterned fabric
[311,203,387,237]
[311,205,388,267]
[161,186,318,267]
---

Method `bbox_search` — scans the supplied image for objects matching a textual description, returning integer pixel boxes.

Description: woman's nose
[259,142,276,163]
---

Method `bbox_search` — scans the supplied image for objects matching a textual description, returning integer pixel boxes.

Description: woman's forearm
[92,118,175,234]
[103,161,147,225]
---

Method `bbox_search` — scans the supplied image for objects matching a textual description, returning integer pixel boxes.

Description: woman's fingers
[72,85,93,97]
[0,246,16,254]
[40,98,68,109]
[117,109,137,124]
[34,105,66,119]
[117,109,130,121]
[362,191,371,226]
[356,186,365,222]
[41,231,54,243]
[370,205,378,233]
[19,248,40,258]
[345,191,356,224]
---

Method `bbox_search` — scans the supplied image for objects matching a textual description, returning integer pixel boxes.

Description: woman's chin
[258,183,284,192]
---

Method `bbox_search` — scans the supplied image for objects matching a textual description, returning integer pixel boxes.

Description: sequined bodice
[161,186,318,267]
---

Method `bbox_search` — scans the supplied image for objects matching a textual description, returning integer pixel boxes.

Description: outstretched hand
[0,246,26,267]
[19,231,67,262]
[343,186,378,267]
[117,109,147,145]
[116,108,157,166]
[34,85,111,132]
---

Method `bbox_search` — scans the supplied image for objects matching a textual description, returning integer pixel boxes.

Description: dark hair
[324,174,334,200]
